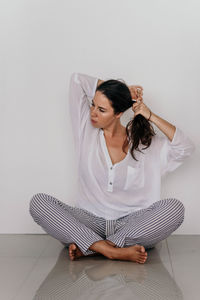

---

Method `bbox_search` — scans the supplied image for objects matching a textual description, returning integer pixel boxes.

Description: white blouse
[68,72,195,220]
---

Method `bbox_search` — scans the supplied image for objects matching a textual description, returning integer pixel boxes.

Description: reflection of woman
[29,73,195,263]
[33,245,183,300]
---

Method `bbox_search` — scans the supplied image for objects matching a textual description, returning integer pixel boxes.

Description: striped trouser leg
[29,193,105,256]
[107,198,185,249]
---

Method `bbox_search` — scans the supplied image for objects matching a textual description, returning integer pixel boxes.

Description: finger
[133,107,140,114]
[134,85,143,90]
[132,88,143,98]
[133,103,142,111]
[136,88,142,95]
[132,102,139,108]
[137,97,143,102]
[136,90,143,100]
[134,98,142,105]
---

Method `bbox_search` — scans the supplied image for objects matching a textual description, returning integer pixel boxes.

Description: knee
[166,198,185,223]
[29,193,47,217]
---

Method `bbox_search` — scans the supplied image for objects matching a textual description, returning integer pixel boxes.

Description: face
[90,91,122,128]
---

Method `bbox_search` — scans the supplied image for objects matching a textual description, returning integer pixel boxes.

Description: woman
[29,73,195,264]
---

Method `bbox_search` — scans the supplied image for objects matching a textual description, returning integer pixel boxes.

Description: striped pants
[29,193,185,256]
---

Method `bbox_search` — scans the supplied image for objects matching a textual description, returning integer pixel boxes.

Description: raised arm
[132,97,176,142]
[149,113,176,142]
[68,72,98,158]
[131,95,195,176]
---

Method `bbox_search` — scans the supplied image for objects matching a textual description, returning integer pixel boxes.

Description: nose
[90,107,97,118]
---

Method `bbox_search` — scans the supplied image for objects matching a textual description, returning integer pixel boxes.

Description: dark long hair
[96,79,156,161]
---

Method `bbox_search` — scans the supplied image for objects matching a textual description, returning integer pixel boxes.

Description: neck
[103,121,126,138]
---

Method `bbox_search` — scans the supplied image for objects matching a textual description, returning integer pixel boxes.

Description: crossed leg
[106,198,185,249]
[69,198,184,263]
[29,193,105,256]
[29,194,184,263]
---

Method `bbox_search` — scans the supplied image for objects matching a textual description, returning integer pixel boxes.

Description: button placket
[108,164,115,192]
[100,130,117,192]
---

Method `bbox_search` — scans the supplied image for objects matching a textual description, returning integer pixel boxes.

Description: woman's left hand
[132,98,152,120]
[129,85,143,100]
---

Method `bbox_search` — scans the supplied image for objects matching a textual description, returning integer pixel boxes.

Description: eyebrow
[92,99,107,110]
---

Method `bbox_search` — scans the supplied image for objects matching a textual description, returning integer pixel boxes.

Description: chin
[92,123,99,127]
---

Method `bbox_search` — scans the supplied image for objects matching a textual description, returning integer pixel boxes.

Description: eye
[91,102,105,112]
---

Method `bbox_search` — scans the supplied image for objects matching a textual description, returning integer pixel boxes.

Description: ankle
[89,240,116,259]
[105,240,116,247]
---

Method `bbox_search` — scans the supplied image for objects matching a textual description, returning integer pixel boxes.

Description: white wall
[1,0,199,234]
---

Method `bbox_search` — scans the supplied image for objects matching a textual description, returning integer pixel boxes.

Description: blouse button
[109,182,112,185]
[110,166,113,170]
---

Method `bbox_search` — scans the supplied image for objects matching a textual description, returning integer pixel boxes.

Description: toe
[69,244,77,259]
[71,243,77,251]
[138,254,147,263]
[139,260,145,264]
[143,257,147,263]
[137,259,143,264]
[138,257,146,263]
[141,253,147,258]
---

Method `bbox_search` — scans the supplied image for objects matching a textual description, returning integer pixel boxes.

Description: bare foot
[69,243,84,260]
[68,243,100,261]
[111,244,147,264]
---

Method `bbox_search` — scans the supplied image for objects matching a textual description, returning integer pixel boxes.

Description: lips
[91,119,97,123]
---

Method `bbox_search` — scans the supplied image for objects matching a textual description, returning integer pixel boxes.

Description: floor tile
[15,238,182,300]
[40,235,64,257]
[0,257,38,300]
[1,235,199,299]
[167,235,200,300]
[0,234,49,257]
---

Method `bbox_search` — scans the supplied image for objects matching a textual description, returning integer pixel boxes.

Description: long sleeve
[158,126,195,177]
[68,72,98,158]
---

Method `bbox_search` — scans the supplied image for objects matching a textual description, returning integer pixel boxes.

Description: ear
[116,112,123,119]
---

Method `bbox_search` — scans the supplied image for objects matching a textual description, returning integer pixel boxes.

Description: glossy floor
[0,235,199,300]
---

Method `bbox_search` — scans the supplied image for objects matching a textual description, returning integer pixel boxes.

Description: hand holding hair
[132,94,152,121]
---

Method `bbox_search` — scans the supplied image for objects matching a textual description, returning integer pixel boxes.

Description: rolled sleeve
[159,127,195,176]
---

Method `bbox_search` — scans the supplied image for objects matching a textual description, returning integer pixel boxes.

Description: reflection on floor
[0,235,199,300]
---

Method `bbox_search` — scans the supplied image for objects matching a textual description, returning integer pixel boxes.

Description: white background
[1,0,199,234]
